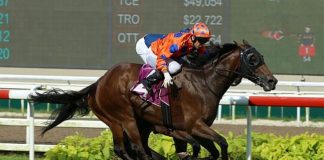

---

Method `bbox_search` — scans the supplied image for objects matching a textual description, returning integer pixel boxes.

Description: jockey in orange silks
[135,22,211,95]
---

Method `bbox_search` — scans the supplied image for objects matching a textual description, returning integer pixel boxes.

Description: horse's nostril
[268,78,278,88]
[268,79,274,84]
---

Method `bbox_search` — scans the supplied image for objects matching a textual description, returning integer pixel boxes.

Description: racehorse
[29,40,277,160]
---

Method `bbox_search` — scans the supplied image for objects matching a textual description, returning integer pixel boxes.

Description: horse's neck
[171,48,241,123]
[205,48,241,97]
[201,49,241,122]
[179,48,240,97]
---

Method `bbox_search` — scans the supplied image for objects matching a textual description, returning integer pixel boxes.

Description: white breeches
[136,37,149,63]
[135,37,181,74]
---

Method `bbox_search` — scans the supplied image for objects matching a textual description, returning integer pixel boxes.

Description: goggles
[196,37,210,44]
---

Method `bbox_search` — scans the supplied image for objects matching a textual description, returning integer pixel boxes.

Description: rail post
[217,104,222,122]
[27,85,42,160]
[305,107,310,124]
[246,105,252,160]
[297,107,301,127]
[27,98,34,160]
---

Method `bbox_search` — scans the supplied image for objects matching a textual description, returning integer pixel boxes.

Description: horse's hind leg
[89,114,133,159]
[110,124,135,159]
[136,121,166,160]
[92,121,133,159]
[88,96,134,159]
[122,117,153,160]
[94,76,151,159]
[92,110,151,160]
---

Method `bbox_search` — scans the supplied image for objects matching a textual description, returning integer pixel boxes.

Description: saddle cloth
[130,64,169,106]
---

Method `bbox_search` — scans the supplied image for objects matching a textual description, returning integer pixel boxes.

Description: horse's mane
[207,42,239,59]
[183,42,239,68]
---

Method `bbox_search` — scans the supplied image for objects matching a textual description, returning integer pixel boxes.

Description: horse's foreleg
[174,138,201,160]
[173,138,188,159]
[191,121,228,160]
[193,136,220,159]
[153,125,200,159]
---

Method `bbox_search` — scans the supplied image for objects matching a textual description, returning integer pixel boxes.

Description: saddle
[130,64,175,129]
[131,64,170,106]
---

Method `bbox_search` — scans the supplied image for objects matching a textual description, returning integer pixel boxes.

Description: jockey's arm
[156,47,176,73]
[156,39,181,73]
[186,46,210,66]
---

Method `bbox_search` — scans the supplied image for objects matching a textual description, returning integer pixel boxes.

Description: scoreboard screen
[0,0,230,69]
[2,0,324,75]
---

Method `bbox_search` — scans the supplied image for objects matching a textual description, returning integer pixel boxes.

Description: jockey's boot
[142,70,164,96]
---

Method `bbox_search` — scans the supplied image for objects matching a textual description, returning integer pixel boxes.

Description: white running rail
[1,74,324,160]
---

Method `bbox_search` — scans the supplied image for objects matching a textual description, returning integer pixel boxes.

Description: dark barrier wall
[1,0,323,75]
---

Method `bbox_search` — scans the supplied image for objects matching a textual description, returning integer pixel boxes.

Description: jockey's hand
[162,72,173,88]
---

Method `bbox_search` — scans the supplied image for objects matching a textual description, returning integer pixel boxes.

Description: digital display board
[0,0,230,69]
[3,0,323,75]
[230,0,324,75]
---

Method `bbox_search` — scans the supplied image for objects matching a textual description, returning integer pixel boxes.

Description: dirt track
[0,123,323,145]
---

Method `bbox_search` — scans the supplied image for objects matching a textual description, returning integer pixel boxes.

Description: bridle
[213,46,265,80]
[203,45,266,97]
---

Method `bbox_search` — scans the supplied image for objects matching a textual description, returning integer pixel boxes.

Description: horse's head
[204,40,277,91]
[236,40,277,91]
[183,40,277,92]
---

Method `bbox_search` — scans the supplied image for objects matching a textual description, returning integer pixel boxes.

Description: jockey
[135,22,211,95]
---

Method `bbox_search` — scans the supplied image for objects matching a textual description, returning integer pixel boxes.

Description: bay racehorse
[29,40,277,160]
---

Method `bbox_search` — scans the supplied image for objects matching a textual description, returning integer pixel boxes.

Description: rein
[202,70,221,99]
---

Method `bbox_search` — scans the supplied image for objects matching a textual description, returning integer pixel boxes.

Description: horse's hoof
[177,152,193,160]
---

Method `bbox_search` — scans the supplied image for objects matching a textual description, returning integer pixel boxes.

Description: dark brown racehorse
[29,40,277,160]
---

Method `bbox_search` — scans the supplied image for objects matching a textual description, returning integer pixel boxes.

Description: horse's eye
[247,54,260,66]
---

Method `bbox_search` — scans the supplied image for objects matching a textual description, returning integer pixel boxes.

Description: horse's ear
[233,41,238,45]
[243,39,249,45]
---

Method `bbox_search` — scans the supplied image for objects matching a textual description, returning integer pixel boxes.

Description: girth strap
[161,101,173,130]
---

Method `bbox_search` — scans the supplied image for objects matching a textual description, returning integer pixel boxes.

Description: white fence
[1,74,324,160]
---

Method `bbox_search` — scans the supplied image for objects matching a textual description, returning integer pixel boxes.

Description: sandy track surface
[0,123,323,145]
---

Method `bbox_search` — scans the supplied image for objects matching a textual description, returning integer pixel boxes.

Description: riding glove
[162,72,173,88]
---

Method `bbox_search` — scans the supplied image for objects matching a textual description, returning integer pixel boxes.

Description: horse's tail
[29,82,98,135]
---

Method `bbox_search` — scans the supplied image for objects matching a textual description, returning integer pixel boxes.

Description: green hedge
[45,130,324,160]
